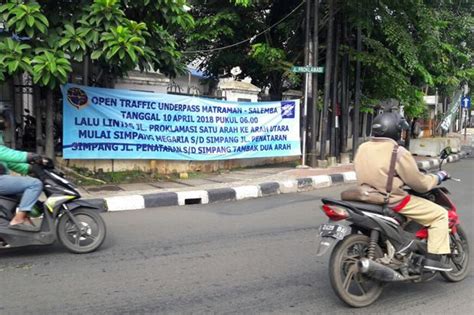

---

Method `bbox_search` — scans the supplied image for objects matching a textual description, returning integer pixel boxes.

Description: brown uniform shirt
[354,137,439,204]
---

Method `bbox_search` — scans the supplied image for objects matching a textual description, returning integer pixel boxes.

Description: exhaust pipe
[358,258,406,282]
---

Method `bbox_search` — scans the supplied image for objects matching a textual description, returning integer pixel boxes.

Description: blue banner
[62,84,301,160]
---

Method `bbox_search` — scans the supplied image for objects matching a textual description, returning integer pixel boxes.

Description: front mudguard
[67,199,106,212]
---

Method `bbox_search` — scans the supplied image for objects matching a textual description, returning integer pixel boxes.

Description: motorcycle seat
[343,201,384,213]
[322,198,384,213]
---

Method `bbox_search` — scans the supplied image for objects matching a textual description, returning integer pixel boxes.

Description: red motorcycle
[316,147,469,307]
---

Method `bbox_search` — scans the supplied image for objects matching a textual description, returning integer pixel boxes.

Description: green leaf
[16,19,26,32]
[64,24,75,34]
[7,60,19,74]
[33,64,46,73]
[42,71,51,86]
[26,15,34,27]
[50,61,57,74]
[107,45,121,59]
[127,49,137,63]
[36,14,49,27]
[58,38,71,47]
[91,50,102,60]
[57,66,67,78]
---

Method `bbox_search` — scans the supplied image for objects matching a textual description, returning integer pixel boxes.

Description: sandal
[9,222,38,232]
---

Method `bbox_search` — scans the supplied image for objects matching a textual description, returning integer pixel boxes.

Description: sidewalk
[80,151,469,212]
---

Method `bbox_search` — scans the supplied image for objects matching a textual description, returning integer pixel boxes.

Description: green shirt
[0,133,30,175]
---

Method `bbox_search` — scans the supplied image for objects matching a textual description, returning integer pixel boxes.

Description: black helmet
[372,112,409,141]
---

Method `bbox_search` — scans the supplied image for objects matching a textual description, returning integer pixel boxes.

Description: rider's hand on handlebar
[27,153,43,164]
[436,170,450,184]
[29,163,47,180]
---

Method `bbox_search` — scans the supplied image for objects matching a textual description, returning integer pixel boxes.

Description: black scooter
[0,161,106,254]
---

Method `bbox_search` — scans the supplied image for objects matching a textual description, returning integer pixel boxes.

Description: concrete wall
[114,70,169,94]
[218,79,261,102]
[409,137,461,156]
[172,74,209,95]
[223,90,259,102]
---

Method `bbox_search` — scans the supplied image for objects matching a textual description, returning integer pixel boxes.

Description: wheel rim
[63,214,101,248]
[446,233,469,276]
[338,242,381,299]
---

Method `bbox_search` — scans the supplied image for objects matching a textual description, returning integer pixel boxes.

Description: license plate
[319,224,348,240]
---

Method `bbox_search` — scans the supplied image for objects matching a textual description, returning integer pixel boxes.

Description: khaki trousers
[399,195,450,254]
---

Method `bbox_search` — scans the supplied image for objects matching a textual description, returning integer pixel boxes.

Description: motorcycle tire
[441,225,469,282]
[329,234,384,308]
[57,208,106,254]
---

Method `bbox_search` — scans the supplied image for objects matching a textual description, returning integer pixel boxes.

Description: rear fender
[316,221,351,256]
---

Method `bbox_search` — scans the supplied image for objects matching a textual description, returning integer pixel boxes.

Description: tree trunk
[352,25,362,157]
[83,55,90,86]
[310,0,320,167]
[269,75,282,101]
[362,112,368,140]
[33,86,44,154]
[319,0,335,160]
[9,76,17,148]
[45,89,55,158]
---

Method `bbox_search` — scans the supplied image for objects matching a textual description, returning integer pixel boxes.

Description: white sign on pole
[423,95,436,105]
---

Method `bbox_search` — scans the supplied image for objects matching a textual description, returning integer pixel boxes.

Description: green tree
[342,0,473,118]
[0,0,195,157]
[185,0,305,100]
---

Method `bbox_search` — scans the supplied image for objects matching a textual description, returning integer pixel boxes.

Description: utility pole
[300,0,311,167]
[319,0,335,161]
[330,19,340,158]
[310,0,320,167]
[341,19,349,153]
[352,25,362,157]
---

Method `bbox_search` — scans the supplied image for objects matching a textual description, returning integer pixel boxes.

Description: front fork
[60,204,85,234]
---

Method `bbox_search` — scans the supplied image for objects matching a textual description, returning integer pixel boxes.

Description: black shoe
[395,240,419,257]
[423,254,452,272]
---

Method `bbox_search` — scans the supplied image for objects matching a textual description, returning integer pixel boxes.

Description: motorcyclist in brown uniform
[354,112,451,271]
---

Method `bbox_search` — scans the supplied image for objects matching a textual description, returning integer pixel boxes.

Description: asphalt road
[1,158,473,314]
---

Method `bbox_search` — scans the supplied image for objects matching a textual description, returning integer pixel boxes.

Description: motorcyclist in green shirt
[0,113,43,231]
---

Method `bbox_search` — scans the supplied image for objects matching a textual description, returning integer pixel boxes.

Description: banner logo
[67,87,89,109]
[281,101,295,118]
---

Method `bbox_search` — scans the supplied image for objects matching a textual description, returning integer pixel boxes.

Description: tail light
[321,204,349,221]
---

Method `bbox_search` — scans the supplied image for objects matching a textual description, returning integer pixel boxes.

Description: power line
[182,0,306,54]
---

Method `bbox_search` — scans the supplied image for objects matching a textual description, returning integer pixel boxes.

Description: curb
[87,151,469,212]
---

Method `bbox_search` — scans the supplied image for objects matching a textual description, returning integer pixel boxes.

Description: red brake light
[321,204,349,221]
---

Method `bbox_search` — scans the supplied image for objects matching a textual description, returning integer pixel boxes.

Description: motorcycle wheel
[441,225,469,282]
[57,208,106,254]
[329,234,384,308]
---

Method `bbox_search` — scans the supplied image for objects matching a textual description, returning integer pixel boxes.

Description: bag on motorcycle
[341,184,387,204]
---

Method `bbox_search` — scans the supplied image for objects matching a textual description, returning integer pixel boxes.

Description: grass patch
[65,161,297,187]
